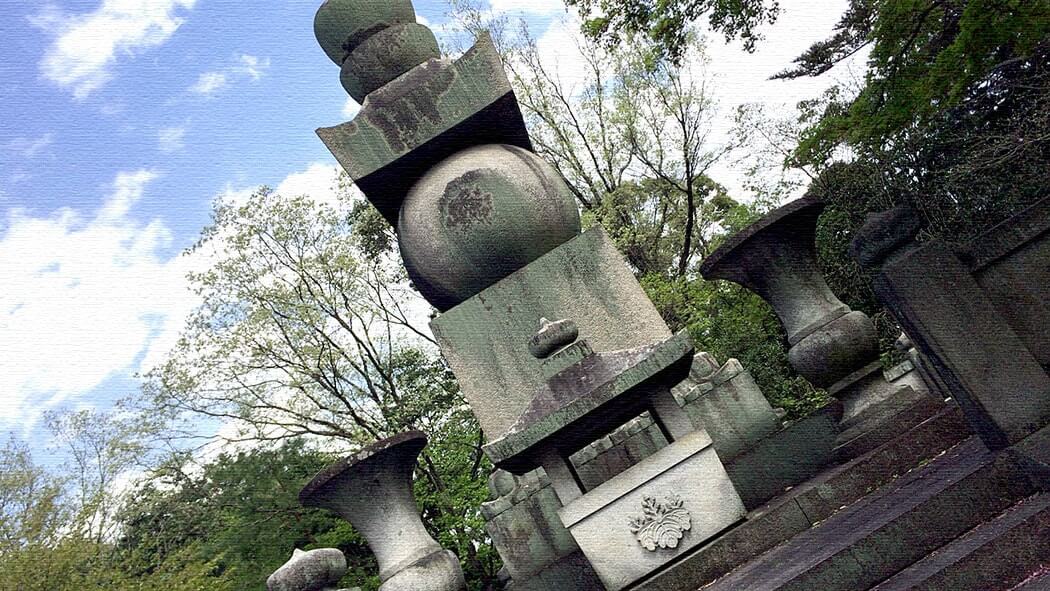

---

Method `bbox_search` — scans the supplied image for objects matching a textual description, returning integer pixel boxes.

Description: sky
[0,0,862,462]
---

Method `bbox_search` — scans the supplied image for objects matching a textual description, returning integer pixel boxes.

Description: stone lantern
[700,197,941,457]
[299,431,466,591]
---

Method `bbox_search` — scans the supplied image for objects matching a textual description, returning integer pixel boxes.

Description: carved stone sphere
[398,144,581,311]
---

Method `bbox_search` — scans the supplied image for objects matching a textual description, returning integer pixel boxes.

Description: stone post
[299,431,466,591]
[700,196,941,458]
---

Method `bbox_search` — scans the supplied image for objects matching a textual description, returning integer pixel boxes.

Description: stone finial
[315,0,441,102]
[528,318,579,359]
[850,203,923,270]
[267,548,348,591]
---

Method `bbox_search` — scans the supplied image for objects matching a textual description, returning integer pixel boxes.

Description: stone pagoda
[310,0,747,589]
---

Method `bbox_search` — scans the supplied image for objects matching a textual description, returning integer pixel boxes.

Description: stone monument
[700,196,944,459]
[299,431,466,591]
[310,1,747,589]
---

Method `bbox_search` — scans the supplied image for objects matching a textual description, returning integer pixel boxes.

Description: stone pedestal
[561,431,744,591]
[299,432,466,591]
[700,197,942,458]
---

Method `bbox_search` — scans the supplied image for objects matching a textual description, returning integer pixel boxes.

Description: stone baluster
[700,196,942,459]
[299,431,466,591]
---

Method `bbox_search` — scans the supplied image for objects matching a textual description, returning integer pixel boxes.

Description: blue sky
[0,0,859,460]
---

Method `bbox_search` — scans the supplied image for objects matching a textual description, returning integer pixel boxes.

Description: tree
[144,185,497,588]
[783,0,1050,243]
[562,0,780,61]
[448,3,738,279]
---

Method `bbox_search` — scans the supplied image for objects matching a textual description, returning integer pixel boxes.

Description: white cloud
[190,54,270,96]
[31,0,197,99]
[0,170,198,426]
[189,71,227,96]
[5,134,55,159]
[157,126,186,153]
[342,97,362,119]
[489,0,565,16]
[236,54,271,81]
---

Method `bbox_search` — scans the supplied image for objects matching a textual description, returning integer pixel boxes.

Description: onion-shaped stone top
[299,431,442,583]
[315,0,417,65]
[700,196,850,346]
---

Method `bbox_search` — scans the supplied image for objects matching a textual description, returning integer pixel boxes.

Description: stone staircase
[633,404,1050,591]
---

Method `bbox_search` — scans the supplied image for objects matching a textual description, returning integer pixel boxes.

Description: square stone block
[559,430,746,591]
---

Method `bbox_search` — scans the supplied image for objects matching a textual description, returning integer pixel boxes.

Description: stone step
[1014,571,1050,590]
[632,405,972,591]
[872,493,1050,591]
[697,439,1038,591]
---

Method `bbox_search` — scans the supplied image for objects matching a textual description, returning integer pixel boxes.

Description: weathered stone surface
[724,403,838,510]
[971,196,1050,369]
[482,331,694,472]
[674,355,781,461]
[314,0,416,66]
[340,24,440,102]
[702,196,942,454]
[871,493,1050,591]
[398,144,580,310]
[299,432,464,589]
[560,430,745,591]
[701,439,1037,591]
[700,197,849,347]
[871,239,1050,450]
[379,550,466,591]
[268,548,348,591]
[431,228,673,442]
[633,405,971,591]
[317,34,531,226]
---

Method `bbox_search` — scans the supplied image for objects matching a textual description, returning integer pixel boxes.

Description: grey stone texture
[673,353,781,461]
[314,0,417,66]
[317,33,532,227]
[854,196,1050,451]
[432,228,673,443]
[701,197,941,455]
[268,548,349,591]
[559,430,746,591]
[340,23,440,102]
[298,432,465,591]
[699,439,1038,591]
[398,144,581,310]
[635,405,972,591]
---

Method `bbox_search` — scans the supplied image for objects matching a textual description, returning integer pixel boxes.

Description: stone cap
[483,331,695,473]
[849,204,923,269]
[700,196,826,281]
[300,430,426,507]
[268,548,348,591]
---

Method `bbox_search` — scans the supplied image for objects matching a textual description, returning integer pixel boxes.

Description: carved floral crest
[628,493,692,551]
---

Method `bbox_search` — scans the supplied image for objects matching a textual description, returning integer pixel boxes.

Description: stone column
[299,431,466,591]
[700,197,940,457]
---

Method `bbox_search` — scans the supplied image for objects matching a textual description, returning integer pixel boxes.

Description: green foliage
[564,0,780,60]
[788,0,1050,243]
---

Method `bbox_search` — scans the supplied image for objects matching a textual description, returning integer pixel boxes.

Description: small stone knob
[315,0,441,102]
[529,318,579,359]
[268,548,348,591]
